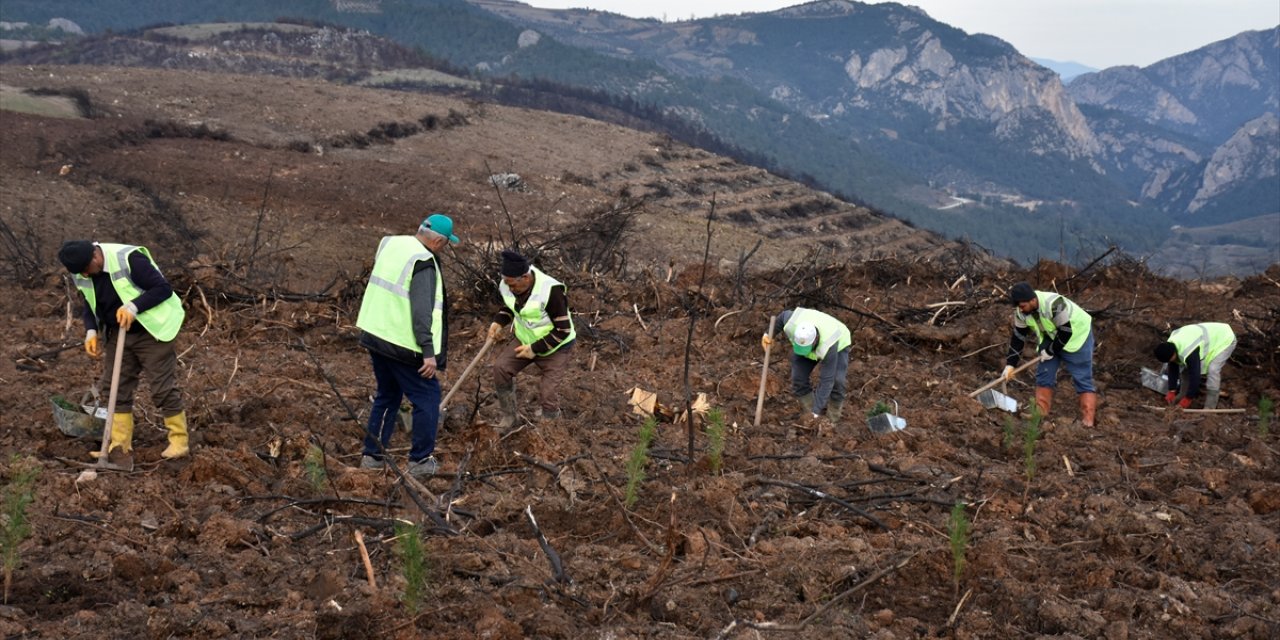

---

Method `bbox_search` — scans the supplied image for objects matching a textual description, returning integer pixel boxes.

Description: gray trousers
[1203,338,1237,408]
[790,347,850,414]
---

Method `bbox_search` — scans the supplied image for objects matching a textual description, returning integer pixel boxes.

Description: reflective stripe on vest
[73,243,184,342]
[1016,291,1092,353]
[1169,322,1235,374]
[500,266,575,356]
[355,236,444,355]
[783,307,852,361]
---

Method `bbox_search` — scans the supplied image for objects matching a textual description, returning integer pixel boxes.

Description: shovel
[968,359,1038,413]
[93,329,133,471]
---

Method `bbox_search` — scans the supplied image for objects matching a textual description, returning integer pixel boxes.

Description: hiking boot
[407,455,438,478]
[359,455,384,470]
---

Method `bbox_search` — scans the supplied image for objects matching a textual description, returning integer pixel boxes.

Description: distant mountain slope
[1068,28,1279,225]
[1031,57,1097,82]
[1069,27,1279,144]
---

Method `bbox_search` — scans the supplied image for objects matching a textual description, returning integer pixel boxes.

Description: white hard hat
[794,323,817,347]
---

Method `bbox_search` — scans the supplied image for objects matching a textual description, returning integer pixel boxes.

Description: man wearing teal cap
[355,213,458,478]
[761,307,852,421]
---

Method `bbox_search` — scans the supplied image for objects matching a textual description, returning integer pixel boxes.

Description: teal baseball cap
[421,213,460,244]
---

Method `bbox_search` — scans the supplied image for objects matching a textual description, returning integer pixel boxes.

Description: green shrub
[394,521,428,614]
[706,408,726,475]
[2,457,40,604]
[1002,415,1016,452]
[625,416,658,507]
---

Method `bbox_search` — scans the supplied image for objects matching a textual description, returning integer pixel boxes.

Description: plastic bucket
[1141,367,1169,394]
[977,389,1019,413]
[51,394,104,439]
[867,413,907,434]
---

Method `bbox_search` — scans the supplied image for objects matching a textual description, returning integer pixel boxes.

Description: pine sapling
[948,501,970,595]
[624,416,658,507]
[304,443,327,494]
[706,407,726,475]
[1,457,39,604]
[1023,405,1043,484]
[1002,415,1017,452]
[394,521,428,614]
[866,401,892,418]
[1259,397,1273,438]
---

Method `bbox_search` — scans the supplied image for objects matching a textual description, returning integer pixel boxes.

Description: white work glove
[514,344,535,360]
[1038,350,1054,362]
[418,356,437,379]
[487,322,503,341]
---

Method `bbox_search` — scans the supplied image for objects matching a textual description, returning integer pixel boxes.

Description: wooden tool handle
[441,335,496,407]
[96,329,128,462]
[754,316,776,428]
[968,358,1038,398]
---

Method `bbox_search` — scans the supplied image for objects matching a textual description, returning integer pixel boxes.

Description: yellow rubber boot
[162,412,190,459]
[90,412,134,458]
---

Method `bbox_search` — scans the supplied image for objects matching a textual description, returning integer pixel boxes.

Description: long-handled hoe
[93,330,133,472]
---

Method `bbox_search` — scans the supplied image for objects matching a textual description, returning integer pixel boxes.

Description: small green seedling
[394,521,429,614]
[2,456,39,604]
[948,501,970,594]
[304,443,327,494]
[1002,415,1017,452]
[625,416,658,507]
[706,407,726,475]
[866,401,892,418]
[1259,397,1273,437]
[1023,405,1043,483]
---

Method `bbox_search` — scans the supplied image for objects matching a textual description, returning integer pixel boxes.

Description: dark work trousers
[362,350,440,463]
[97,327,184,416]
[492,340,574,413]
[790,347,850,414]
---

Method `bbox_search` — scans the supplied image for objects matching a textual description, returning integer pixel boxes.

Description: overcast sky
[525,0,1280,69]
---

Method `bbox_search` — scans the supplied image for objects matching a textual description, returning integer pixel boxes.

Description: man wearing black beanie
[58,239,189,468]
[486,249,575,431]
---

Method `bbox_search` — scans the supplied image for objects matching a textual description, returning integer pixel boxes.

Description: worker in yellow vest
[59,240,189,469]
[1002,282,1096,426]
[488,249,576,430]
[761,307,852,421]
[356,214,459,478]
[1153,322,1236,409]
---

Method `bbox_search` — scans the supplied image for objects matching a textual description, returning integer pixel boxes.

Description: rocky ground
[0,64,1278,639]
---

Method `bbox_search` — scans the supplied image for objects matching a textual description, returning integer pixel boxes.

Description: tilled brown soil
[0,65,1278,639]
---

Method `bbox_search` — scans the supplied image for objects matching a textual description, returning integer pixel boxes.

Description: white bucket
[867,400,906,433]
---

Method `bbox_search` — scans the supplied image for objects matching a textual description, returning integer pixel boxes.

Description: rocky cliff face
[1069,28,1279,221]
[1188,112,1280,213]
[1069,27,1279,144]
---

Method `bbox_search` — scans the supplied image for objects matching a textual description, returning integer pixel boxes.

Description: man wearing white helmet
[761,307,852,421]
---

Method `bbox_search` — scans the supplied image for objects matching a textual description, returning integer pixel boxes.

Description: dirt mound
[0,64,1278,639]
